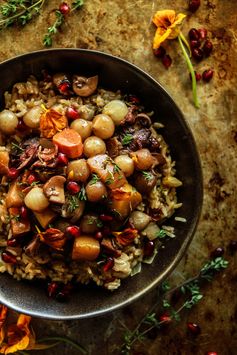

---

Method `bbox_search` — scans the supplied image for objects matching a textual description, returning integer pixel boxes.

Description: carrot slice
[53,128,83,158]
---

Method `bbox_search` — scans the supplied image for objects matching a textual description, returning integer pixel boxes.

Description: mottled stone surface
[0,0,236,354]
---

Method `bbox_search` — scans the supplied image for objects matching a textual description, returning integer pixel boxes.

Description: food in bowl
[0,71,182,299]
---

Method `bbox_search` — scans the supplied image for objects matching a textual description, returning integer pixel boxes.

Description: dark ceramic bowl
[0,49,202,319]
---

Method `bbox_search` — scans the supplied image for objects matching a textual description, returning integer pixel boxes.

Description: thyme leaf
[43,9,64,47]
[141,171,153,181]
[121,134,133,146]
[89,174,100,185]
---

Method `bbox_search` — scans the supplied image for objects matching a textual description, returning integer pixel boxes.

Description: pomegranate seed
[7,238,20,247]
[2,251,17,264]
[7,168,19,180]
[59,2,70,15]
[159,314,171,324]
[187,322,201,335]
[67,181,80,194]
[99,214,113,222]
[203,40,213,56]
[27,174,37,185]
[153,46,166,58]
[95,231,103,240]
[143,239,155,257]
[188,0,201,13]
[103,257,114,272]
[58,80,70,95]
[202,69,214,82]
[57,153,68,166]
[190,71,202,81]
[188,28,200,41]
[47,282,59,298]
[128,95,140,104]
[198,28,207,40]
[66,107,79,120]
[190,40,201,49]
[162,54,172,69]
[206,352,218,355]
[211,247,224,258]
[192,47,204,61]
[20,206,28,219]
[229,240,237,254]
[17,119,27,132]
[65,225,80,238]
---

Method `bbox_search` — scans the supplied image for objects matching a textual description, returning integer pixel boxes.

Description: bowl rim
[0,48,203,320]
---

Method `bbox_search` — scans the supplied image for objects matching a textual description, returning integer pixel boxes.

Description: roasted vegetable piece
[40,108,68,139]
[6,181,24,208]
[33,208,57,229]
[80,214,100,234]
[67,159,90,182]
[43,175,66,204]
[134,172,157,194]
[72,75,98,97]
[72,235,100,261]
[53,128,83,159]
[85,180,107,202]
[87,154,127,189]
[0,149,9,175]
[37,228,66,251]
[129,211,151,231]
[131,149,155,170]
[109,183,142,219]
[9,207,31,236]
[24,187,49,212]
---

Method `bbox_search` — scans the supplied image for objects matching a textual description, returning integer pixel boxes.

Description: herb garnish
[105,171,114,185]
[78,185,87,201]
[89,174,100,185]
[11,141,24,155]
[121,134,133,146]
[141,171,153,181]
[68,195,79,213]
[156,229,168,239]
[121,257,229,354]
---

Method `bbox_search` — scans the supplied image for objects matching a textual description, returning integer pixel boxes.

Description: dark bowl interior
[0,49,202,319]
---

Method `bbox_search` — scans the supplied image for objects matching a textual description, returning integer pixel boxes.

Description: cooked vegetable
[134,171,157,194]
[6,181,24,208]
[83,136,106,157]
[114,155,134,177]
[131,149,154,170]
[9,207,31,236]
[85,180,107,202]
[43,176,66,204]
[0,150,9,175]
[142,222,160,240]
[87,154,127,189]
[92,114,115,139]
[0,110,18,134]
[53,128,83,158]
[24,187,49,212]
[102,100,128,125]
[67,159,90,182]
[163,176,182,187]
[78,105,95,120]
[70,119,92,141]
[129,211,151,231]
[33,208,57,229]
[72,235,100,261]
[40,108,68,139]
[23,106,43,129]
[72,75,98,97]
[80,214,100,234]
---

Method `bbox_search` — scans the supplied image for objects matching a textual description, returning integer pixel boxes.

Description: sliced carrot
[53,128,83,159]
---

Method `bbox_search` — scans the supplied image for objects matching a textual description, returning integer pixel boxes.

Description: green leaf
[121,133,133,146]
[162,299,171,308]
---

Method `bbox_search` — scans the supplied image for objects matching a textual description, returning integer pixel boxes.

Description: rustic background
[0,0,236,354]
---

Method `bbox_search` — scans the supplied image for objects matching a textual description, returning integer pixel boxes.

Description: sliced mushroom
[52,73,69,87]
[43,175,66,204]
[72,75,98,97]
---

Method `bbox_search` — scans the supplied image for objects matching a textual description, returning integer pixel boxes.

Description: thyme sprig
[121,257,228,354]
[0,0,46,29]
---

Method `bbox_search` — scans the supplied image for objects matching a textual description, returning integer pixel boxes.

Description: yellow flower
[152,10,186,49]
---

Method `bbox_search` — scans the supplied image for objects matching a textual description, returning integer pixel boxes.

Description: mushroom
[43,175,66,204]
[52,73,69,87]
[72,75,98,97]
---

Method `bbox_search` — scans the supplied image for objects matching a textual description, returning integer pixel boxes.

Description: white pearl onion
[24,187,49,212]
[102,100,128,125]
[0,110,18,134]
[23,106,42,129]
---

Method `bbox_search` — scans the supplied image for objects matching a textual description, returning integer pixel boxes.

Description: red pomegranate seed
[27,174,37,185]
[20,206,28,219]
[103,257,114,272]
[47,282,59,298]
[17,119,27,132]
[162,54,172,69]
[57,153,68,166]
[202,69,214,82]
[190,71,202,81]
[159,314,171,324]
[143,239,155,257]
[58,81,70,95]
[229,240,237,254]
[95,231,103,240]
[67,181,80,194]
[188,0,201,13]
[2,251,17,264]
[190,40,201,49]
[206,352,218,355]
[59,2,70,15]
[198,28,207,40]
[7,238,20,247]
[66,107,79,120]
[187,322,201,335]
[188,28,200,41]
[203,40,213,56]
[211,247,224,258]
[99,214,113,222]
[153,46,166,58]
[192,47,204,61]
[128,95,140,104]
[65,226,80,238]
[7,168,19,180]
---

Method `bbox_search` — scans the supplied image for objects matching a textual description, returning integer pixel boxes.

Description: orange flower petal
[0,306,7,345]
[112,228,138,246]
[40,108,68,139]
[38,228,66,251]
[153,27,172,49]
[152,10,176,28]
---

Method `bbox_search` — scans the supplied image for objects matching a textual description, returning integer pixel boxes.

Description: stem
[38,337,88,354]
[179,31,192,57]
[178,34,199,109]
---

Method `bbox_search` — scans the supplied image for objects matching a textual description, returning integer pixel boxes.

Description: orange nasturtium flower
[152,10,186,49]
[40,106,68,139]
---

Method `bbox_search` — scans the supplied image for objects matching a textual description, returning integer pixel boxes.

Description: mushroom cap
[72,75,98,97]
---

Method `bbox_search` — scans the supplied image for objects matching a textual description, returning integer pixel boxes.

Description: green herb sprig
[121,257,228,354]
[121,134,133,146]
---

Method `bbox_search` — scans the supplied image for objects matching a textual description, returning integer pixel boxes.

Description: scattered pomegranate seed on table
[192,47,204,61]
[188,0,201,13]
[65,225,80,238]
[66,107,80,120]
[198,28,207,39]
[153,46,166,58]
[162,54,172,69]
[211,247,224,258]
[202,69,214,82]
[189,28,200,41]
[67,181,80,194]
[203,40,213,56]
[2,251,17,264]
[229,240,237,254]
[187,322,201,335]
[57,152,68,166]
[190,40,201,49]
[190,71,202,81]
[7,168,19,180]
[159,314,172,324]
[59,2,71,15]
